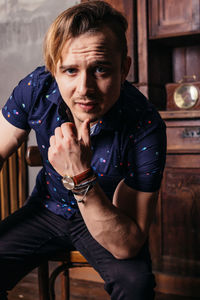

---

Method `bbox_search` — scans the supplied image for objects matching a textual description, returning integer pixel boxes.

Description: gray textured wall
[0,0,79,104]
[0,0,80,192]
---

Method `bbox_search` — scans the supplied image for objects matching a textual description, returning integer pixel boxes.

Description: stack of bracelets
[72,174,97,203]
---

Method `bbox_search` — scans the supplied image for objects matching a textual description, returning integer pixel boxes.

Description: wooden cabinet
[149,111,200,298]
[148,0,200,38]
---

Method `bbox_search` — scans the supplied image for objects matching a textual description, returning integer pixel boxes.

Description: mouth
[75,101,98,112]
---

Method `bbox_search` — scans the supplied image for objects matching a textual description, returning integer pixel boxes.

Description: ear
[121,56,131,83]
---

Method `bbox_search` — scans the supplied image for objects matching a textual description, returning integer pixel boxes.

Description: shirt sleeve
[2,71,37,130]
[124,120,166,193]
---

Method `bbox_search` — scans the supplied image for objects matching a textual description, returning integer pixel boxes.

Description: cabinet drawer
[166,126,200,152]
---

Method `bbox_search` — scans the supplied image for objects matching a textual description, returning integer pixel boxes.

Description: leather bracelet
[72,175,97,191]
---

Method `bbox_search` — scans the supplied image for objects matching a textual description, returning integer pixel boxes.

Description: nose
[77,71,95,97]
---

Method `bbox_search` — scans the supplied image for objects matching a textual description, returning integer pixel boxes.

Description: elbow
[112,245,142,260]
[112,235,147,260]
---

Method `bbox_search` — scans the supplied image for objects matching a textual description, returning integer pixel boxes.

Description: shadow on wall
[0,0,79,192]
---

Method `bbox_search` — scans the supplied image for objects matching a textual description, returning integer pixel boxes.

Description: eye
[65,68,77,75]
[95,66,107,74]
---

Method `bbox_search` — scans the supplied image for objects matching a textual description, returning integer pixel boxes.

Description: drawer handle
[182,128,200,138]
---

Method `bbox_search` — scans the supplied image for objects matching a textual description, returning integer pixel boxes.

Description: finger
[61,122,78,140]
[54,126,64,139]
[79,119,91,146]
[49,135,56,146]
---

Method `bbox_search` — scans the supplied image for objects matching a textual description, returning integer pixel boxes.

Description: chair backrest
[0,143,28,220]
[26,146,42,166]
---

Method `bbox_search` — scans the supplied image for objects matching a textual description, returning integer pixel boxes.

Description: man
[0,1,166,299]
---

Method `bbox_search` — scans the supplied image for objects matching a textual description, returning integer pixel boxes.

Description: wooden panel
[173,46,200,83]
[149,0,200,38]
[150,159,200,298]
[162,167,200,263]
[148,41,172,110]
[150,111,200,298]
[161,114,200,153]
[166,126,200,152]
[137,0,148,95]
[81,0,137,82]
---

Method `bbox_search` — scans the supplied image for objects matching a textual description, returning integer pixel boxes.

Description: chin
[75,114,99,124]
[79,112,101,122]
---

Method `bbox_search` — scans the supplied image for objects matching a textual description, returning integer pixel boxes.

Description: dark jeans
[0,199,155,300]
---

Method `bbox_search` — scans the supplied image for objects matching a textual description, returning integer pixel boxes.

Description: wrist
[62,167,94,190]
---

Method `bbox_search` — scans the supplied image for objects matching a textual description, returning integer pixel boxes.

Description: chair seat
[48,250,89,264]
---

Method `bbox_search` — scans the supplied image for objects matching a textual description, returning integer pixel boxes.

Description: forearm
[76,183,146,259]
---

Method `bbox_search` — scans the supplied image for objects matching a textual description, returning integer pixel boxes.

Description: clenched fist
[48,119,92,177]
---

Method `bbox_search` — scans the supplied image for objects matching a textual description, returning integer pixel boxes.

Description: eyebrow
[59,60,113,70]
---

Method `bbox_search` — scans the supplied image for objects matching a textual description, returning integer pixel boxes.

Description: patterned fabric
[2,66,166,219]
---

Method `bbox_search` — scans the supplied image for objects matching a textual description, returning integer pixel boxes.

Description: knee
[105,261,155,299]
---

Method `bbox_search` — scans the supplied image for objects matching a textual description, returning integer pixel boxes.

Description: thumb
[79,119,91,146]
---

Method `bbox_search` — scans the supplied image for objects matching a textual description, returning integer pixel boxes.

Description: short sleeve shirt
[2,66,166,219]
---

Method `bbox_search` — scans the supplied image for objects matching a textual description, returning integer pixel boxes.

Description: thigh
[0,199,73,290]
[0,199,74,256]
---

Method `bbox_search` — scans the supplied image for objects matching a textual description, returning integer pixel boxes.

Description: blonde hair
[43,1,128,75]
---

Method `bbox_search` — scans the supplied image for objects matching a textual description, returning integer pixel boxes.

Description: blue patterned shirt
[2,66,166,219]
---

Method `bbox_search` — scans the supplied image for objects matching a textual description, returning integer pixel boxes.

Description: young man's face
[54,27,130,128]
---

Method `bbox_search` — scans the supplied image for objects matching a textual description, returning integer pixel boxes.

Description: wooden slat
[0,161,9,219]
[18,143,27,207]
[9,152,18,213]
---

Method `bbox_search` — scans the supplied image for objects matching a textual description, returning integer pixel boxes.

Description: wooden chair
[0,143,27,220]
[26,146,91,300]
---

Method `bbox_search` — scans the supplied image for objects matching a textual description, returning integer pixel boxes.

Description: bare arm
[0,110,29,168]
[48,120,159,259]
[76,180,158,259]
